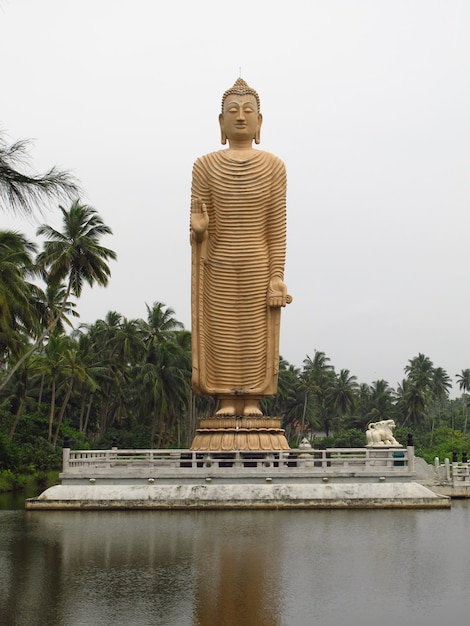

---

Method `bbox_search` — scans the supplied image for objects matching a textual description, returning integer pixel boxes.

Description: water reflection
[1,505,469,626]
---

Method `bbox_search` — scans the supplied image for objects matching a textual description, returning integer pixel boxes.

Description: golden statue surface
[190,78,291,450]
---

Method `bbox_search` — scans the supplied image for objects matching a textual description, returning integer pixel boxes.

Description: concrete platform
[25,447,450,509]
[26,480,450,510]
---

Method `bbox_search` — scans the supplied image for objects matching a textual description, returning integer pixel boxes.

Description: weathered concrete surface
[26,480,449,510]
[411,457,470,498]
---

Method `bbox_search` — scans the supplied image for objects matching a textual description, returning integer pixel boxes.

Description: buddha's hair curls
[221,78,260,113]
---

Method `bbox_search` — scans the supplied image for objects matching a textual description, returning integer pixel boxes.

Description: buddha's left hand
[267,277,292,308]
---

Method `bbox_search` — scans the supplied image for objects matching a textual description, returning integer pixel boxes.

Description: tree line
[1,130,469,477]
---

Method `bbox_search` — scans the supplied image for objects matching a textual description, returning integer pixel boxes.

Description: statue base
[190,416,290,451]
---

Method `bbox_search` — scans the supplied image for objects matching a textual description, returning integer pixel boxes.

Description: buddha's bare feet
[216,401,236,416]
[243,401,263,416]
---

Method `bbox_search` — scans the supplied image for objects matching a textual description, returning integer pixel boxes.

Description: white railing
[62,446,413,473]
[435,457,470,484]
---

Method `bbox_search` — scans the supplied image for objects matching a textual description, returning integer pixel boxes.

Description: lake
[1,494,469,625]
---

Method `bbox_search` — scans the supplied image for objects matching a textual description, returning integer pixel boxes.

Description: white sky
[1,0,469,395]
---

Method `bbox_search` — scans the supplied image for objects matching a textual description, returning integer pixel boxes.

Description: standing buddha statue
[190,78,291,449]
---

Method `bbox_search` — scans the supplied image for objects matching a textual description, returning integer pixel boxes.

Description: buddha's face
[219,94,262,143]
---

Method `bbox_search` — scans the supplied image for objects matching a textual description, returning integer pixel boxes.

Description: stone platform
[25,446,450,510]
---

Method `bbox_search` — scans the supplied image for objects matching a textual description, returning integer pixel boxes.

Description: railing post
[452,451,459,484]
[461,451,469,482]
[62,436,70,471]
[444,457,451,482]
[406,444,415,473]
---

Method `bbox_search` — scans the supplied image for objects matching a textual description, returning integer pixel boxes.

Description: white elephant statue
[366,420,401,447]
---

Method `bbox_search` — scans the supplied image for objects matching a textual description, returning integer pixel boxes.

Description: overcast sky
[1,0,469,395]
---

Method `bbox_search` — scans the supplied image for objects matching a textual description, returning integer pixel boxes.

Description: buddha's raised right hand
[191,198,209,241]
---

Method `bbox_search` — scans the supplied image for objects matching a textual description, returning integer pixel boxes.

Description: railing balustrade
[433,454,470,485]
[62,447,412,473]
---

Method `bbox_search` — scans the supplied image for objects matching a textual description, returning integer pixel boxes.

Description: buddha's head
[219,78,262,145]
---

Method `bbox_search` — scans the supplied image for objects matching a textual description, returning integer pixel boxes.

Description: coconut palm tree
[351,379,397,430]
[136,336,191,447]
[41,280,79,334]
[301,350,336,435]
[426,367,452,444]
[456,369,470,435]
[0,132,79,215]
[51,337,92,448]
[0,201,116,391]
[325,369,358,432]
[404,353,434,390]
[141,302,184,346]
[396,378,427,427]
[262,359,305,442]
[456,369,470,395]
[0,231,42,363]
[80,312,135,436]
[6,349,42,440]
[36,200,116,302]
[35,334,68,442]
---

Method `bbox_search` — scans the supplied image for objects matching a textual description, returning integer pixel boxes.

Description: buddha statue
[190,78,291,419]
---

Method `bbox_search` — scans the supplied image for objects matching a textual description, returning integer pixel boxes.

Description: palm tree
[352,379,397,430]
[263,358,305,442]
[0,231,41,363]
[141,302,184,346]
[404,354,434,390]
[396,378,427,427]
[51,337,92,448]
[429,367,452,441]
[0,132,79,215]
[301,350,336,436]
[37,201,116,303]
[6,349,41,440]
[136,336,191,447]
[41,280,79,334]
[325,369,358,432]
[68,328,102,434]
[456,369,470,435]
[36,334,68,442]
[0,201,116,391]
[456,369,470,394]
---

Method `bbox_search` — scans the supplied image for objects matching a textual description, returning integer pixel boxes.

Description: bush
[0,469,26,491]
[95,425,152,450]
[18,438,62,472]
[313,429,366,449]
[0,433,20,471]
[333,429,366,448]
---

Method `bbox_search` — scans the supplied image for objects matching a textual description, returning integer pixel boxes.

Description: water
[1,499,469,626]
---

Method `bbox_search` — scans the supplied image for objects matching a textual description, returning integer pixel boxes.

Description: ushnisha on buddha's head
[219,78,263,146]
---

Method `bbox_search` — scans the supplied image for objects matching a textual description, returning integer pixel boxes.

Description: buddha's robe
[191,150,287,397]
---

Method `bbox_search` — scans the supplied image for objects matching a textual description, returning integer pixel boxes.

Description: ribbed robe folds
[191,150,287,397]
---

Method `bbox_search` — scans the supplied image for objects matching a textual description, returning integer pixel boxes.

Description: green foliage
[312,436,335,450]
[59,424,90,450]
[18,438,61,472]
[95,425,152,450]
[0,433,19,470]
[0,469,26,491]
[0,411,61,473]
[2,219,470,491]
[331,429,367,448]
[10,411,50,443]
[311,429,366,449]
[408,427,470,464]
